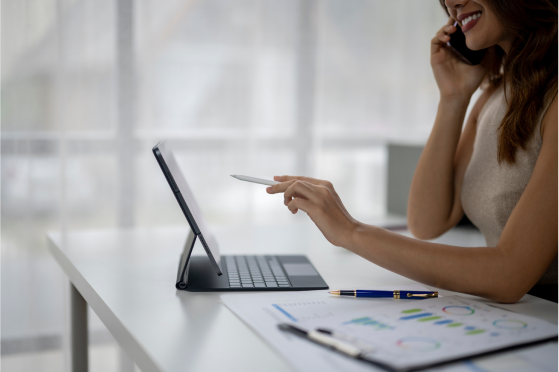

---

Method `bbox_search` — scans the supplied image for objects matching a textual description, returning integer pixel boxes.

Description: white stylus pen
[230,175,279,186]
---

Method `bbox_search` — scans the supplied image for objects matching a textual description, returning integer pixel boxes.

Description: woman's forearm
[346,223,524,303]
[408,96,471,238]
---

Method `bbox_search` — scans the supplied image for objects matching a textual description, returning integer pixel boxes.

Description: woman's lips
[461,14,480,33]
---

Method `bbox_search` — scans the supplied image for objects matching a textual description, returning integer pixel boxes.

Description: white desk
[47,223,557,372]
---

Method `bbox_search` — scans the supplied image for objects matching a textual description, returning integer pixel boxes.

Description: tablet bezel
[152,141,222,276]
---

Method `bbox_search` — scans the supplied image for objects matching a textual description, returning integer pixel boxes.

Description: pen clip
[406,292,438,298]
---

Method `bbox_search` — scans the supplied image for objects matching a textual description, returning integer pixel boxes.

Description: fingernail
[266,187,271,192]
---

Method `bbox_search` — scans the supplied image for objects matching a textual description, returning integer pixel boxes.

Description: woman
[267,0,558,303]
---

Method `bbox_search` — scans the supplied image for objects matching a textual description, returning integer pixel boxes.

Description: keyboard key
[242,284,254,288]
[266,283,278,287]
[279,284,291,287]
[254,283,266,288]
[230,285,242,288]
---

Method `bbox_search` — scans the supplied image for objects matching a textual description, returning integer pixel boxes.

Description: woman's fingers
[274,175,330,187]
[274,175,300,182]
[266,179,297,194]
[283,181,322,206]
[446,15,456,27]
[431,18,457,55]
[287,197,314,215]
[268,175,334,194]
[265,176,356,247]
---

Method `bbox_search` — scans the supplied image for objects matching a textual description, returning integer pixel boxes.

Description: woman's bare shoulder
[470,84,499,122]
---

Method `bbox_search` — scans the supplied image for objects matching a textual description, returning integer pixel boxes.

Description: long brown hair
[439,0,558,163]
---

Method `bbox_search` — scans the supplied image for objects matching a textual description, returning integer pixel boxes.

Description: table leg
[70,283,88,372]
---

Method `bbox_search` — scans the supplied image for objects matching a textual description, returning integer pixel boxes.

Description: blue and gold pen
[329,290,438,299]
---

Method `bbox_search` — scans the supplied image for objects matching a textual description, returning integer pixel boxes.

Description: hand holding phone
[431,19,490,98]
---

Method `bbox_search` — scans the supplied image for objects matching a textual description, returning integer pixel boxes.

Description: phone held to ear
[446,22,486,65]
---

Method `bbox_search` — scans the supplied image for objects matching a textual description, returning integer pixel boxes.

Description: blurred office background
[2,0,449,371]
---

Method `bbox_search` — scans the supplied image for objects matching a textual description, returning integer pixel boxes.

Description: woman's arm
[407,18,496,239]
[267,95,557,303]
[407,90,492,239]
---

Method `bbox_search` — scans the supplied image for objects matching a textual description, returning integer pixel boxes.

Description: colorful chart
[400,312,433,320]
[442,306,475,315]
[401,308,422,314]
[343,317,394,330]
[434,320,453,325]
[493,319,527,330]
[272,304,298,321]
[396,337,441,352]
[465,329,486,335]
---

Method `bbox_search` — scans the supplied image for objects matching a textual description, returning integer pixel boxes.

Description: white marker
[230,175,279,186]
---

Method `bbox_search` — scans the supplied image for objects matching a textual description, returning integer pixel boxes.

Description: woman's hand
[431,17,492,99]
[266,176,359,247]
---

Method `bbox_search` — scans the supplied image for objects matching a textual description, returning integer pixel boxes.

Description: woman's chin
[465,41,487,51]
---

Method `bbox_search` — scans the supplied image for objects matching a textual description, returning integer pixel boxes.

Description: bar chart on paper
[221,286,431,372]
[301,296,558,370]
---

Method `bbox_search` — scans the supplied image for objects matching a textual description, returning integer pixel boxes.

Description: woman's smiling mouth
[459,11,482,33]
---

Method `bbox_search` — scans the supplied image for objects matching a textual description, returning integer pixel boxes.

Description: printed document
[221,287,557,372]
[301,295,557,370]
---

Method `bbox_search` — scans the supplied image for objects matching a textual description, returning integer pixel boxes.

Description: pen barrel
[355,290,393,298]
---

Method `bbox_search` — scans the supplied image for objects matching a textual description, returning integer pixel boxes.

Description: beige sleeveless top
[461,85,558,285]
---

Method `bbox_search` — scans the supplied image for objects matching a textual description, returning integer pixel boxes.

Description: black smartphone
[446,22,486,65]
